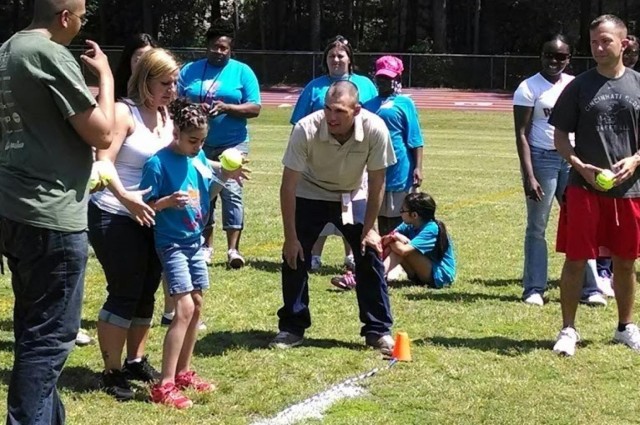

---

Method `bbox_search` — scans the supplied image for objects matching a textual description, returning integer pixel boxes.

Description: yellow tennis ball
[89,160,114,190]
[596,169,615,190]
[220,148,243,171]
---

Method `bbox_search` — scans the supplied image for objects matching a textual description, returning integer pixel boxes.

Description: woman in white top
[88,48,178,401]
[513,34,604,306]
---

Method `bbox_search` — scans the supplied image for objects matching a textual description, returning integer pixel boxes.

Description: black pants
[277,198,393,337]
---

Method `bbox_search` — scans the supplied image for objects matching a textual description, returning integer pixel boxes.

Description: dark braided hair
[403,192,450,262]
[168,98,209,132]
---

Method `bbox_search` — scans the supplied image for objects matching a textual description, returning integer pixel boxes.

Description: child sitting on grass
[331,192,456,289]
[140,98,247,409]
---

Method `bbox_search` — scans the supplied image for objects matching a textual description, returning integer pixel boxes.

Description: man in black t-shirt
[549,14,640,356]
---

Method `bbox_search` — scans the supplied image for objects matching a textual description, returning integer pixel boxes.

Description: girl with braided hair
[140,98,248,409]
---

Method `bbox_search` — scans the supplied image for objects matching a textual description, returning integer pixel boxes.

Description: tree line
[0,1,638,55]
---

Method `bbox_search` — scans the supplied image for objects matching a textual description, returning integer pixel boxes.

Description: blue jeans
[522,147,600,299]
[278,198,393,337]
[203,142,248,231]
[0,217,87,425]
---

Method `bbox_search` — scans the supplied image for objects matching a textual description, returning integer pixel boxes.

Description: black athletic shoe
[122,356,160,383]
[101,369,135,402]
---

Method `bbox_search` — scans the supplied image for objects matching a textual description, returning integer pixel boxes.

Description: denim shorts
[157,240,210,296]
[203,141,248,230]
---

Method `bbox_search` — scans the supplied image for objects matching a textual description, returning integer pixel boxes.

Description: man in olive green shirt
[0,1,114,423]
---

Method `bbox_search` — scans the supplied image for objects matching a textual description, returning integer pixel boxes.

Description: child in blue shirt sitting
[331,192,456,290]
[140,98,247,409]
[383,192,456,288]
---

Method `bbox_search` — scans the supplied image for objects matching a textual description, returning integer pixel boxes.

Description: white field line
[251,384,366,425]
[251,360,397,425]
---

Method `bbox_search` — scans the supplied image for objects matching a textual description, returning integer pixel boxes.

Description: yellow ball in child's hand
[219,148,243,171]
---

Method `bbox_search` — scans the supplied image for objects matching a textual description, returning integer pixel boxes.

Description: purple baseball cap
[375,55,404,78]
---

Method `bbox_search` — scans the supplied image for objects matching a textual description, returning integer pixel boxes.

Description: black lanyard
[199,61,225,105]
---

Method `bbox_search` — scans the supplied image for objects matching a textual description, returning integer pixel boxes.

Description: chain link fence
[70,47,596,92]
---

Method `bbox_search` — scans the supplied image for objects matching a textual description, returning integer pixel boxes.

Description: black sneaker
[101,369,135,402]
[268,331,304,349]
[365,334,395,356]
[122,356,160,383]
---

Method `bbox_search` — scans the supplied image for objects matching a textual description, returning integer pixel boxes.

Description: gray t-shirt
[0,31,96,231]
[549,68,640,198]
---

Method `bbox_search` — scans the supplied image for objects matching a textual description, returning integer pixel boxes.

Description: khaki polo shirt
[282,109,396,201]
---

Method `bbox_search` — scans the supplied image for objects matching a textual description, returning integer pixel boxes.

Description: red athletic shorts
[556,185,640,260]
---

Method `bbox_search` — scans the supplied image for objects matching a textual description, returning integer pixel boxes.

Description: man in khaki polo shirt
[270,81,397,354]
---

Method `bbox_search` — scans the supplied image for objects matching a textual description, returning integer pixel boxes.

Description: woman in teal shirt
[178,19,261,269]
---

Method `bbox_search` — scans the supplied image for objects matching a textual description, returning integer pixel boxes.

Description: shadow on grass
[249,259,345,276]
[387,279,423,289]
[415,336,592,356]
[469,278,521,288]
[470,278,560,289]
[195,329,364,356]
[404,291,521,303]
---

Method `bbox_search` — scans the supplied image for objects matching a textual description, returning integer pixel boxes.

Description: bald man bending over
[270,81,398,354]
[0,0,114,423]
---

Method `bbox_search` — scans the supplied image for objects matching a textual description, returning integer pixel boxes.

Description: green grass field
[1,108,639,424]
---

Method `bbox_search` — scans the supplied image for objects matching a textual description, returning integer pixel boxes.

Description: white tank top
[91,102,174,217]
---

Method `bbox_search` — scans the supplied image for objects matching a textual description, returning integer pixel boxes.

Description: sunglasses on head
[542,52,571,61]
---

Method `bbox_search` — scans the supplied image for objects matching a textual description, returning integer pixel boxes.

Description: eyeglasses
[623,50,640,57]
[399,208,412,214]
[542,52,571,61]
[56,10,88,27]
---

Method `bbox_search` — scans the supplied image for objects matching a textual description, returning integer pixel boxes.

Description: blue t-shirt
[395,221,456,287]
[179,58,261,148]
[290,73,378,124]
[363,95,424,192]
[140,147,217,247]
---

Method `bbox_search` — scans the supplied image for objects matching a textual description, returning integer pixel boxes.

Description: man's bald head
[325,80,360,108]
[32,0,81,24]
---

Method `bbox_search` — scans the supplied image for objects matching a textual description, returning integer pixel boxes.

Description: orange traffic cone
[391,331,412,361]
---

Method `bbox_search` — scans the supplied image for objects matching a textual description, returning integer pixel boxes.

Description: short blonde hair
[127,48,180,105]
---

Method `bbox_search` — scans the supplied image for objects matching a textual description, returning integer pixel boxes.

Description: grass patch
[0,108,638,424]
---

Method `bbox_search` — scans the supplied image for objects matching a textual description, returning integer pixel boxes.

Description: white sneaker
[613,323,640,351]
[344,254,356,271]
[581,293,607,307]
[386,266,408,282]
[310,255,322,271]
[553,327,580,356]
[75,328,94,346]
[202,246,213,266]
[523,293,544,306]
[597,276,615,297]
[228,249,245,269]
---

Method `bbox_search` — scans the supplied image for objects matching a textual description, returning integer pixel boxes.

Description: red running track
[90,87,513,112]
[261,87,513,112]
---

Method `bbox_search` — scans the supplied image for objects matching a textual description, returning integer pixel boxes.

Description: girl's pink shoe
[175,370,215,392]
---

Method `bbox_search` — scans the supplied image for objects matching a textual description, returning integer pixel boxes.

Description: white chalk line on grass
[251,359,397,425]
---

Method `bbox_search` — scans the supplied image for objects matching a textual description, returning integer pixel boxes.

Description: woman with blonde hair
[88,48,179,401]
